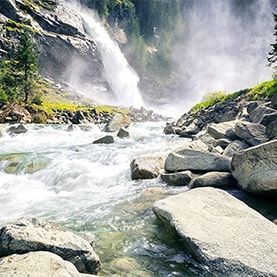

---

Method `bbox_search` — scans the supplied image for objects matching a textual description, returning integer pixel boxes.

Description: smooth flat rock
[130,154,165,180]
[190,171,236,189]
[93,135,114,144]
[207,121,236,139]
[231,140,277,196]
[153,188,277,276]
[161,171,192,186]
[0,218,100,274]
[165,148,231,172]
[235,121,268,146]
[0,251,97,277]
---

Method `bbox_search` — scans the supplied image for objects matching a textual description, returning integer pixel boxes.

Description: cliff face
[0,0,105,89]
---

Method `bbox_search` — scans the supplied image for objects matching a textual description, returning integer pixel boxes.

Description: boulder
[213,102,239,123]
[153,188,277,276]
[165,148,231,173]
[266,119,277,139]
[0,251,97,277]
[0,218,100,274]
[8,124,28,135]
[180,121,200,136]
[190,171,236,189]
[93,135,114,144]
[260,111,277,126]
[0,0,19,21]
[207,121,236,139]
[223,140,249,157]
[117,127,129,138]
[130,154,165,180]
[0,103,32,123]
[161,171,192,186]
[231,140,277,196]
[213,138,231,149]
[235,121,268,146]
[249,105,276,124]
[105,113,130,132]
[271,93,277,108]
[211,145,224,154]
[164,122,175,135]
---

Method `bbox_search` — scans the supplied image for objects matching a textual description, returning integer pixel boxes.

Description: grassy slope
[191,80,277,114]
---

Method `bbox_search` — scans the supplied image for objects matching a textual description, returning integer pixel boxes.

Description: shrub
[248,80,277,100]
[0,87,8,106]
[31,95,43,105]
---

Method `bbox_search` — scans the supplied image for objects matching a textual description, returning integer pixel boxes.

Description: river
[0,122,212,277]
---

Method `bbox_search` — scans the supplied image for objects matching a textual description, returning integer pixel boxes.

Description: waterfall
[79,11,144,108]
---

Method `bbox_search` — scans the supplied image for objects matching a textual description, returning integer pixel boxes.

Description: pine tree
[15,27,38,103]
[268,12,277,68]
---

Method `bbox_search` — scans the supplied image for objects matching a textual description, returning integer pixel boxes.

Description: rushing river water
[0,122,212,277]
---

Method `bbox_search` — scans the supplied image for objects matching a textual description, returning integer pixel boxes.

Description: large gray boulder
[165,148,231,172]
[235,121,268,146]
[249,105,276,124]
[153,188,277,276]
[271,93,277,108]
[0,251,97,277]
[0,218,100,274]
[231,140,277,196]
[207,121,236,139]
[105,114,131,132]
[161,171,192,186]
[266,119,277,139]
[130,154,165,180]
[223,140,249,157]
[190,171,236,189]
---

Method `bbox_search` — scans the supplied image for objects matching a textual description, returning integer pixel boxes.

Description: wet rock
[93,135,114,144]
[165,148,231,173]
[223,140,249,157]
[153,188,277,276]
[105,113,131,132]
[207,121,236,140]
[130,154,165,180]
[8,124,28,135]
[235,121,268,146]
[231,140,277,196]
[117,127,129,138]
[0,218,100,274]
[249,105,276,124]
[0,251,97,277]
[266,119,277,139]
[161,171,192,186]
[190,171,236,189]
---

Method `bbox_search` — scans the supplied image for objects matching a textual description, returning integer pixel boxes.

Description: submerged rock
[161,171,192,186]
[165,148,231,172]
[93,135,114,144]
[8,124,28,135]
[190,171,236,189]
[130,154,165,180]
[153,188,277,276]
[0,218,100,274]
[0,251,97,277]
[231,140,277,196]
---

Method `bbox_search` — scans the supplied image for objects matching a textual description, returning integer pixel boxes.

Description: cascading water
[79,10,144,108]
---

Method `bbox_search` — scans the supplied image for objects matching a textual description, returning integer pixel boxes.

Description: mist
[172,0,275,112]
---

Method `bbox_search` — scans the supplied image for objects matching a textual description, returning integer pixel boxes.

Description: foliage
[191,91,228,113]
[15,27,39,103]
[31,95,43,105]
[0,87,8,106]
[247,80,277,100]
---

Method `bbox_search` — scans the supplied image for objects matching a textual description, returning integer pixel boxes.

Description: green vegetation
[191,80,277,114]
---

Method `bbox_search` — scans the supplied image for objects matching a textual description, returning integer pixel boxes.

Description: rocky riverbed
[0,94,276,276]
